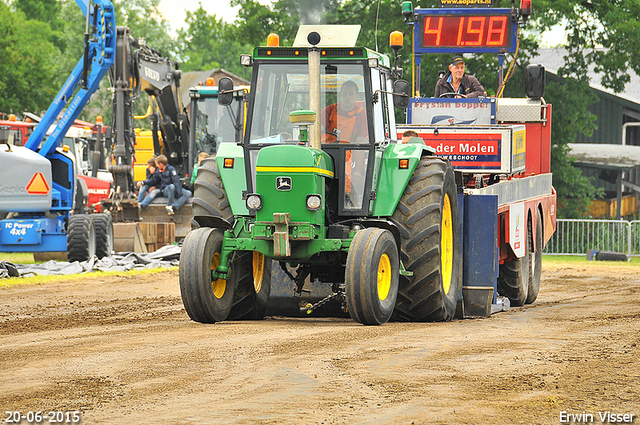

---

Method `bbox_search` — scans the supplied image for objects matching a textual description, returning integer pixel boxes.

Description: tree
[533,0,640,93]
[0,1,61,114]
[175,6,252,80]
[13,0,64,49]
[516,0,637,217]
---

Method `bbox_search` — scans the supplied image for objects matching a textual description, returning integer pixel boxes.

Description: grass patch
[0,266,178,289]
[0,252,40,265]
[543,254,640,266]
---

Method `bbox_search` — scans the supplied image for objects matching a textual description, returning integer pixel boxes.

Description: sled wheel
[345,227,399,325]
[390,157,462,321]
[526,209,543,304]
[179,227,235,323]
[92,213,114,259]
[67,215,96,262]
[498,216,530,306]
[228,251,272,320]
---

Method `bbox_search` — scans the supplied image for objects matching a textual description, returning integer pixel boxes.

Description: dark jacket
[144,164,184,198]
[434,73,485,98]
[145,167,154,181]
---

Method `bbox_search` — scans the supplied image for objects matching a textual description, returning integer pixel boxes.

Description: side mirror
[393,79,411,109]
[525,64,545,100]
[218,77,234,106]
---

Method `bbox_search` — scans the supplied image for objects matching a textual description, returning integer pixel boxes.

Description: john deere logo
[276,177,292,191]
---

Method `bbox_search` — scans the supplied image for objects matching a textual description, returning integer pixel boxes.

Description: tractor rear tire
[228,251,272,320]
[191,157,233,229]
[345,227,399,325]
[390,157,462,322]
[92,213,114,259]
[67,215,96,262]
[525,209,543,304]
[179,227,236,323]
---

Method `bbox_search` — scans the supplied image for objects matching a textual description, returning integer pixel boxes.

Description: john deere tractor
[179,26,461,325]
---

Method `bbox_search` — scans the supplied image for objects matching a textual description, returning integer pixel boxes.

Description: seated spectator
[153,155,192,215]
[136,157,160,209]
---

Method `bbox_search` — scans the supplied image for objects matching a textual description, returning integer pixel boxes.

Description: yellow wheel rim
[377,253,392,301]
[441,193,453,295]
[211,252,227,299]
[252,251,265,293]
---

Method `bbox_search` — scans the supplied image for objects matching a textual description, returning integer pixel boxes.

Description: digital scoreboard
[414,8,517,54]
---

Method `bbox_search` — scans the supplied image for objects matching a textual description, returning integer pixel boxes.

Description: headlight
[306,194,322,211]
[240,54,252,66]
[246,194,262,211]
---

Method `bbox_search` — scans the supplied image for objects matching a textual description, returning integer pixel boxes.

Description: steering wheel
[439,92,467,98]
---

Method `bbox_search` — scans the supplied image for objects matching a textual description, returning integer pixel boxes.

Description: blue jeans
[163,184,192,211]
[139,187,161,208]
[138,185,153,202]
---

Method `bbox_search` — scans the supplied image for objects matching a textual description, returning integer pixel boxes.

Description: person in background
[190,152,209,187]
[434,55,485,99]
[154,155,192,215]
[136,157,160,209]
[401,129,419,144]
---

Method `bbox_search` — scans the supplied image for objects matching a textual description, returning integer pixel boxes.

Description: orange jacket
[321,102,367,143]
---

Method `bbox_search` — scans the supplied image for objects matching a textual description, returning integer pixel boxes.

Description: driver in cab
[321,80,368,143]
[434,55,485,99]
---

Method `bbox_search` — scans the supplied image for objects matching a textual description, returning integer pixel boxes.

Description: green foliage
[112,0,174,56]
[532,0,640,93]
[0,1,61,114]
[13,0,65,49]
[175,6,251,80]
[544,78,603,218]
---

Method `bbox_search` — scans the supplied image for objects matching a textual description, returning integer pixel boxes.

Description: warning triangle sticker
[26,172,50,195]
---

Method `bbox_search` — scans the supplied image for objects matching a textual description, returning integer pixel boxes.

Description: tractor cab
[189,79,247,157]
[238,26,400,218]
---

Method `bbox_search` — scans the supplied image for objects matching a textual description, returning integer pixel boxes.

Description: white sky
[156,0,242,32]
[156,0,567,47]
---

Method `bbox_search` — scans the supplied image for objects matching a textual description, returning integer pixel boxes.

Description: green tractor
[179,27,461,325]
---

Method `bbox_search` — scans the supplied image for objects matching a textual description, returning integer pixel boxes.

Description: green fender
[216,143,248,216]
[372,143,432,217]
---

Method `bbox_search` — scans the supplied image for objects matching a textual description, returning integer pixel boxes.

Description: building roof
[568,143,640,171]
[531,48,640,107]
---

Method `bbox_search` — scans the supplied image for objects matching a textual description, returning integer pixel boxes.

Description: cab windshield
[249,63,369,145]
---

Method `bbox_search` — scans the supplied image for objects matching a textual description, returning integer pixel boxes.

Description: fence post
[627,221,632,258]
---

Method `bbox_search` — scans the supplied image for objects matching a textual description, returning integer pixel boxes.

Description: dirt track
[1,261,639,425]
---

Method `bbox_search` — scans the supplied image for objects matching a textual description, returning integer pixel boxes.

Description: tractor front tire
[92,213,114,259]
[345,228,399,325]
[228,251,272,320]
[179,227,235,323]
[390,157,462,322]
[67,215,96,262]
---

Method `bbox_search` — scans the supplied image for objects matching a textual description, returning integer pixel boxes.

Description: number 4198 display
[422,14,510,48]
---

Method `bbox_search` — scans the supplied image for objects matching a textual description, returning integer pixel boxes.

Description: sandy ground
[1,261,639,425]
